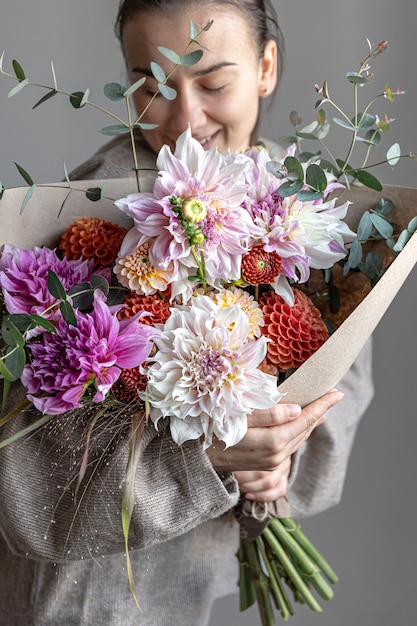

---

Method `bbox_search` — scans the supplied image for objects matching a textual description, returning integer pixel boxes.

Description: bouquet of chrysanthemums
[1,31,417,625]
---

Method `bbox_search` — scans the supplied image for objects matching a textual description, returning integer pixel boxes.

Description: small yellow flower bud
[181,198,207,223]
[189,232,205,246]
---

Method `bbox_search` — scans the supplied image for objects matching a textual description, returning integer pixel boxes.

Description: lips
[199,134,213,146]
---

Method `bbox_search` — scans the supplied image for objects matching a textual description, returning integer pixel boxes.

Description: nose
[169,86,205,134]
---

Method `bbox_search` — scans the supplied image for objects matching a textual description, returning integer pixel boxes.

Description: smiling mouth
[198,135,214,146]
[199,134,213,146]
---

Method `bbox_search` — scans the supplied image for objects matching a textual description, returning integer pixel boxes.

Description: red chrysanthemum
[241,245,282,285]
[111,366,147,404]
[118,292,172,326]
[259,288,329,372]
[59,217,127,268]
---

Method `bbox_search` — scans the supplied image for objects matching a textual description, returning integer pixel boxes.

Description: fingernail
[245,493,256,500]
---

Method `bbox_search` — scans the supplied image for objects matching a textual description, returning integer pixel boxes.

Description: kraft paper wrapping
[1,180,417,408]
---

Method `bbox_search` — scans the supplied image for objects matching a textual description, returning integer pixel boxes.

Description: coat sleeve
[0,383,239,562]
[287,337,374,517]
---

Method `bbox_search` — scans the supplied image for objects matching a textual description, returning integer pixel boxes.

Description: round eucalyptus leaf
[104,82,126,101]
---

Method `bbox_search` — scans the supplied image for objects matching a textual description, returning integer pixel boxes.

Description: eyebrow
[131,61,238,77]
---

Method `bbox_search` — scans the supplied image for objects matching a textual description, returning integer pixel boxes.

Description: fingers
[235,457,291,502]
[207,389,345,473]
[248,403,302,428]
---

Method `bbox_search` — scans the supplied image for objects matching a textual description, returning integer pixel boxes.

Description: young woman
[0,1,374,624]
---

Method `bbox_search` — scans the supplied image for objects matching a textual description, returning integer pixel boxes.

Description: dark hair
[114,0,285,82]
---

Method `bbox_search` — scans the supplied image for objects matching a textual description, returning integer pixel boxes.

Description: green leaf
[369,213,393,238]
[335,159,356,178]
[374,197,393,216]
[189,20,199,40]
[12,59,26,81]
[157,46,181,64]
[134,122,159,130]
[8,78,29,97]
[357,129,380,146]
[60,299,77,326]
[296,131,319,141]
[179,50,203,66]
[316,123,330,140]
[1,319,25,348]
[91,274,109,295]
[0,354,18,382]
[284,156,304,181]
[386,142,401,166]
[106,287,125,306]
[317,109,326,125]
[4,345,26,380]
[277,135,299,146]
[393,229,412,252]
[158,83,177,100]
[407,216,417,233]
[28,314,56,333]
[277,179,304,198]
[68,282,94,309]
[364,251,383,280]
[266,160,287,179]
[123,77,146,98]
[289,110,302,126]
[70,91,88,108]
[57,188,73,218]
[296,189,323,202]
[86,187,103,201]
[101,124,130,136]
[333,116,354,130]
[50,60,58,90]
[348,238,362,268]
[150,62,166,83]
[47,270,67,300]
[19,184,36,214]
[32,89,57,109]
[103,82,126,101]
[13,162,34,186]
[345,72,371,85]
[305,163,327,192]
[357,211,373,241]
[328,284,340,314]
[356,169,383,191]
[354,113,377,130]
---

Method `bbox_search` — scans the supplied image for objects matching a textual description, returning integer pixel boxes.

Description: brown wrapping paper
[1,180,417,409]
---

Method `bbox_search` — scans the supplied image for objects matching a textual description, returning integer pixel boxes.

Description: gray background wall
[1,2,416,625]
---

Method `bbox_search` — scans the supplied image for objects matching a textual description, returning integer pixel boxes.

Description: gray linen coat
[0,134,374,625]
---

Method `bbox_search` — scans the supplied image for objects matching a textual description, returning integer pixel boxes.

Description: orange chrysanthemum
[111,366,147,404]
[118,292,172,326]
[59,217,127,268]
[241,245,282,285]
[259,288,329,372]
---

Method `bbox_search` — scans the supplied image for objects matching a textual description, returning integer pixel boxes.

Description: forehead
[122,6,258,67]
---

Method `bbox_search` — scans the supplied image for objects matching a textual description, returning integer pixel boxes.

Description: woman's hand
[206,389,344,473]
[234,456,292,502]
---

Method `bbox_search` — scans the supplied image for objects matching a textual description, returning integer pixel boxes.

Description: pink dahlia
[115,128,255,300]
[0,244,93,323]
[20,290,155,415]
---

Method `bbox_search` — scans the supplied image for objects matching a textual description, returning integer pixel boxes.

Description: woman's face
[122,6,277,155]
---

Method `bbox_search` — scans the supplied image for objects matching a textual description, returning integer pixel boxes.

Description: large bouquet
[1,28,417,625]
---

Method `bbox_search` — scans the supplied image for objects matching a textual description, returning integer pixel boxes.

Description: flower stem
[280,518,339,584]
[240,538,276,626]
[262,525,323,612]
